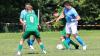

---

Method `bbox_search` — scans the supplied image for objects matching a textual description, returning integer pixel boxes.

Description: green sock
[18,44,23,51]
[40,43,45,50]
[62,39,69,49]
[70,40,78,47]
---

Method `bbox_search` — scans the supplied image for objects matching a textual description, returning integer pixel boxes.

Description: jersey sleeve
[72,8,79,17]
[20,11,24,20]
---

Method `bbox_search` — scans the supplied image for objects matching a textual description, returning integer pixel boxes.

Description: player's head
[25,3,33,10]
[63,1,72,9]
[53,10,59,17]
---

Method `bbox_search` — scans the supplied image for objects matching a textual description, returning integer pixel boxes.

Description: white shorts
[65,22,78,34]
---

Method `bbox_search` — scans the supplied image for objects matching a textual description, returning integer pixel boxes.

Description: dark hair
[63,1,72,6]
[53,9,58,14]
[25,3,32,6]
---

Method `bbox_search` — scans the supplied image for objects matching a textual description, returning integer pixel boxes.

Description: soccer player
[20,3,35,50]
[16,4,46,56]
[47,10,79,49]
[56,1,87,50]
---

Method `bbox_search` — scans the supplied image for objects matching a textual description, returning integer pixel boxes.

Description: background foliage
[0,0,100,32]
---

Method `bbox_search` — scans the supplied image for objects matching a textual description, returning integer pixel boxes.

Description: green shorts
[22,30,40,39]
[60,28,66,36]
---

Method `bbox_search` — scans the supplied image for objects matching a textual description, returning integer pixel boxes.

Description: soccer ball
[56,44,64,50]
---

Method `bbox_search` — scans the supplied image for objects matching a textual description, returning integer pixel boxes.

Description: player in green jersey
[16,4,46,56]
[20,3,36,50]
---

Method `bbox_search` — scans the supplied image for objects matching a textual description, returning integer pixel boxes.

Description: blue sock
[76,36,85,46]
[65,37,71,44]
[27,39,35,46]
[27,39,30,46]
[30,40,34,46]
[65,37,71,48]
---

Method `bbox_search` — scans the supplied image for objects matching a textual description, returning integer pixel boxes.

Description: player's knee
[60,36,64,39]
[66,34,70,37]
[38,41,42,45]
[73,34,78,38]
[20,39,24,44]
[36,38,41,43]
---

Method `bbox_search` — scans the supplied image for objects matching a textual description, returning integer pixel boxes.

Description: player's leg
[17,39,24,56]
[65,34,71,44]
[22,24,35,49]
[63,36,79,49]
[30,36,35,46]
[27,37,30,46]
[73,34,86,50]
[63,28,79,49]
[65,23,71,48]
[62,28,79,49]
[70,39,79,49]
[60,36,70,49]
[60,29,70,49]
[16,31,30,55]
[27,36,35,50]
[71,23,86,50]
[36,38,47,54]
[34,30,47,54]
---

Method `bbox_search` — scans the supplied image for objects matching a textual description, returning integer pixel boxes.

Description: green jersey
[25,12,39,31]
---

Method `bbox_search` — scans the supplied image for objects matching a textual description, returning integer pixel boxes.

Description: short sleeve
[20,10,24,19]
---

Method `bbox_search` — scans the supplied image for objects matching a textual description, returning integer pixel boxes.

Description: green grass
[0,30,100,56]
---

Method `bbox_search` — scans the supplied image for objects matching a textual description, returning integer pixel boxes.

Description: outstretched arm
[46,18,57,24]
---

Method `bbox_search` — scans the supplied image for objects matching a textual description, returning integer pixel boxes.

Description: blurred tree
[78,0,100,25]
[0,0,100,32]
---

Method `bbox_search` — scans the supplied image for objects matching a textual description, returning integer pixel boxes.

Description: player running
[16,3,46,56]
[56,1,87,50]
[47,10,79,49]
[20,3,35,50]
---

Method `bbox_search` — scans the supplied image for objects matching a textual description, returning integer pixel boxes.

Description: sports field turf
[0,30,100,56]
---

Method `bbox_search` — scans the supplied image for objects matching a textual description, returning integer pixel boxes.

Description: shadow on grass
[27,52,40,54]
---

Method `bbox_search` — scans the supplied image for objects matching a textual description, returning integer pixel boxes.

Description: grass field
[0,30,100,56]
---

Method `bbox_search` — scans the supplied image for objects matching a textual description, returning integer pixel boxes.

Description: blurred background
[0,0,100,32]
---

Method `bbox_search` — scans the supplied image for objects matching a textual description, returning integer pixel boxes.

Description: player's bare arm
[46,18,57,24]
[20,19,25,25]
